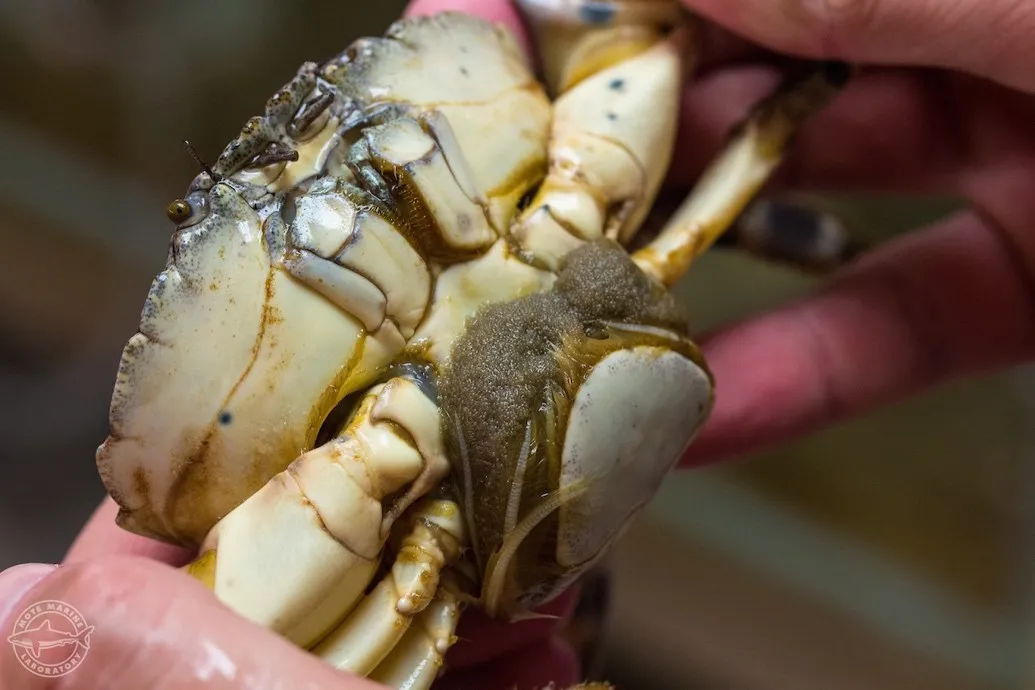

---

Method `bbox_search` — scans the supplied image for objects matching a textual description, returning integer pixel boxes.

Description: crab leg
[367,583,462,690]
[183,374,452,650]
[631,61,852,286]
[510,0,691,269]
[313,497,466,676]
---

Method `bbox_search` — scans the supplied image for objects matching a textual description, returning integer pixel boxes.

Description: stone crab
[95,1,851,687]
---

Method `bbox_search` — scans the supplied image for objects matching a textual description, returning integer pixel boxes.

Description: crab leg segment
[511,0,691,269]
[367,583,462,690]
[314,498,467,677]
[183,375,451,650]
[632,61,852,286]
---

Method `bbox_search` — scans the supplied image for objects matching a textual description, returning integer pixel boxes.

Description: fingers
[0,556,379,689]
[66,501,579,677]
[683,208,1035,465]
[404,0,529,46]
[437,636,579,690]
[670,66,961,194]
[63,498,192,566]
[681,0,1035,92]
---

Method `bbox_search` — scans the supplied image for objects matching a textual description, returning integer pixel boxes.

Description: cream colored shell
[93,2,849,689]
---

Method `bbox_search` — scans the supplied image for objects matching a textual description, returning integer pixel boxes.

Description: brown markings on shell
[162,260,278,545]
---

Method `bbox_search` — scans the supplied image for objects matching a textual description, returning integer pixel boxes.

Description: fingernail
[0,563,57,624]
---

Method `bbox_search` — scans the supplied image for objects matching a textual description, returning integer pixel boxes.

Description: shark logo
[7,599,92,677]
[8,619,94,659]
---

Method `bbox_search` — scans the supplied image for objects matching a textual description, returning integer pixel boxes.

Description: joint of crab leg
[511,22,688,268]
[388,498,468,614]
[370,376,452,536]
[367,581,463,690]
[312,498,467,677]
[632,60,853,287]
[179,378,457,649]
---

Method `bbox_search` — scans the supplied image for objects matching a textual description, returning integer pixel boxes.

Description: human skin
[2,0,1034,687]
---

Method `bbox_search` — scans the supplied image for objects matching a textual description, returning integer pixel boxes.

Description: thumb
[682,0,1035,91]
[0,556,382,689]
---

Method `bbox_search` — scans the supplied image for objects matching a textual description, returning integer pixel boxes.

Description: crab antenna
[183,139,223,182]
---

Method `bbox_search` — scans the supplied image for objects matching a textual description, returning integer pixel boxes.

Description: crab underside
[94,2,853,688]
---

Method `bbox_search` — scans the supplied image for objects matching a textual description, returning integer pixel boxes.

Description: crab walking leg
[366,583,462,690]
[183,375,451,650]
[721,197,868,272]
[632,61,853,286]
[510,1,693,269]
[313,498,466,677]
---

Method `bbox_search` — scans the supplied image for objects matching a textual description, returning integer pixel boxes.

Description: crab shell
[97,1,710,617]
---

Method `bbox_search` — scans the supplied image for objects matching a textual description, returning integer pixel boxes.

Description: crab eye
[166,199,192,224]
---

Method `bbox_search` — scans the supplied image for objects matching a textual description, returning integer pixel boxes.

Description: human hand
[5,0,1033,688]
[0,498,581,689]
[659,0,1035,464]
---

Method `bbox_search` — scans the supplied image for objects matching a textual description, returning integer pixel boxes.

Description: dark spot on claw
[606,112,618,121]
[219,411,233,426]
[608,78,625,91]
[460,66,469,76]
[579,2,614,25]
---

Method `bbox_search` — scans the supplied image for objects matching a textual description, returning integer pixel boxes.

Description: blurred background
[1,1,1033,688]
